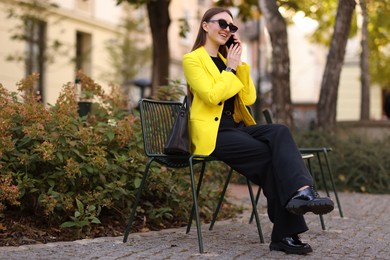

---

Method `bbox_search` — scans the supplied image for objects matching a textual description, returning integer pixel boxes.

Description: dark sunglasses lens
[229,25,238,33]
[218,19,228,29]
[218,19,238,33]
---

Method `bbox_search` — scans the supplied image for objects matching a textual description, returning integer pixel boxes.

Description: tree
[290,0,390,123]
[359,0,370,120]
[101,9,151,87]
[368,0,390,118]
[368,0,390,90]
[317,0,356,130]
[117,0,171,97]
[215,0,294,127]
[259,0,293,127]
[100,8,152,111]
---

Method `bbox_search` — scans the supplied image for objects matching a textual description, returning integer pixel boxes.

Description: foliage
[59,199,101,239]
[100,6,152,86]
[0,175,20,216]
[0,73,237,241]
[215,0,260,21]
[282,0,390,89]
[281,0,353,45]
[155,79,186,101]
[116,0,171,96]
[367,0,390,89]
[4,0,69,65]
[294,130,390,194]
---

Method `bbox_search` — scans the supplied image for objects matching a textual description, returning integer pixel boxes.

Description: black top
[210,56,237,128]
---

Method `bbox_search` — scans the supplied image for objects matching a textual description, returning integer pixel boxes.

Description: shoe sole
[270,242,313,255]
[286,198,334,215]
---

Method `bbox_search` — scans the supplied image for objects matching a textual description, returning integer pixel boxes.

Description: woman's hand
[226,35,242,70]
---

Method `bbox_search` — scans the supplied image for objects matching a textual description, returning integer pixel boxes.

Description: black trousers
[211,123,313,242]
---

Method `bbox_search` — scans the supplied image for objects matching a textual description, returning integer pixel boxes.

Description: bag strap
[178,96,189,115]
[185,83,194,109]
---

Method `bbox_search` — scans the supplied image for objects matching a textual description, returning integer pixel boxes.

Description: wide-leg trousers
[211,123,314,242]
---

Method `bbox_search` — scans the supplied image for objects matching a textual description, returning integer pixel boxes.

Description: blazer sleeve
[236,62,257,106]
[183,52,251,106]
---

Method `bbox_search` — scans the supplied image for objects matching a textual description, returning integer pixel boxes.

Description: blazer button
[214,117,219,121]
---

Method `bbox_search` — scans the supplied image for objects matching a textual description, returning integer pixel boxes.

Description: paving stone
[1,185,390,260]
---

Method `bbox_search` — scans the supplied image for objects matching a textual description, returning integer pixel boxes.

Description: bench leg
[186,161,206,234]
[123,158,153,242]
[247,180,264,243]
[209,167,233,231]
[189,158,204,253]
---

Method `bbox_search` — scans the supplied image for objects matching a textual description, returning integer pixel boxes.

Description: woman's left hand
[226,36,242,70]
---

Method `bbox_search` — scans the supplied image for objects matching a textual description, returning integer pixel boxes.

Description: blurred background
[0,0,389,130]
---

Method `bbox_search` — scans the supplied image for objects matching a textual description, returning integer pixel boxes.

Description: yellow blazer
[182,46,257,155]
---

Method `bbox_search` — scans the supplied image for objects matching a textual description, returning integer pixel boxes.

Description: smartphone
[225,35,235,48]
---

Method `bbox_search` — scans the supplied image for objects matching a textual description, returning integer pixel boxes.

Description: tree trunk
[146,0,170,96]
[317,0,356,130]
[359,0,370,120]
[259,0,293,128]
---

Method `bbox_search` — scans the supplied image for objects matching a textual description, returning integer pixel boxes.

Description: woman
[182,7,334,255]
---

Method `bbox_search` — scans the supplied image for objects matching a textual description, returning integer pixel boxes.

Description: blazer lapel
[194,47,223,80]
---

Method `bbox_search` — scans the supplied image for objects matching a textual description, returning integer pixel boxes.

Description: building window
[25,18,46,100]
[75,31,92,74]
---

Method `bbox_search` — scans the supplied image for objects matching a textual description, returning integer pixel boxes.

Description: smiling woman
[182,6,334,255]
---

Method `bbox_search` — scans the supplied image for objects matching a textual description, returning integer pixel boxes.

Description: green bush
[294,130,390,194]
[0,73,237,239]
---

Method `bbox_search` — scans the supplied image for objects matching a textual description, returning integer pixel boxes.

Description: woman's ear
[202,21,208,33]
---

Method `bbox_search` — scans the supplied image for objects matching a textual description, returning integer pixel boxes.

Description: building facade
[1,0,123,104]
[0,0,383,123]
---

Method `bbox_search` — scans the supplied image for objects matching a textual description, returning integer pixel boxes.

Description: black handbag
[164,96,190,155]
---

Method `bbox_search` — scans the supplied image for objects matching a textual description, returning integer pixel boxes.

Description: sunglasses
[208,19,238,33]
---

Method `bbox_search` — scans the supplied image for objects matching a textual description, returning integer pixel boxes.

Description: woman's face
[203,12,235,47]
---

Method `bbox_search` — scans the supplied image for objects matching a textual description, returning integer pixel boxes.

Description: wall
[0,0,124,105]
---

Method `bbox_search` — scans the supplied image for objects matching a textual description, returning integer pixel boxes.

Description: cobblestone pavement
[1,184,390,260]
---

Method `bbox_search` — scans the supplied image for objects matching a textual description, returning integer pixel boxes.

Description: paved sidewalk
[1,184,390,260]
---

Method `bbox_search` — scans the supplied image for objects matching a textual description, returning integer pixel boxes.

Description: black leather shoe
[286,186,334,215]
[270,235,313,255]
